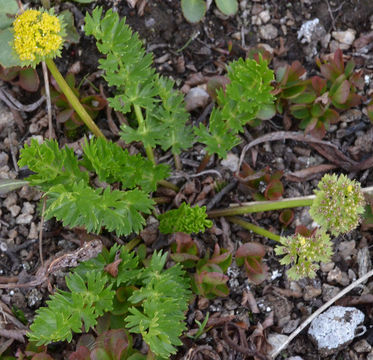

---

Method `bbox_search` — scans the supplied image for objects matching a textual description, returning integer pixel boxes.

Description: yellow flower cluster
[13,9,63,63]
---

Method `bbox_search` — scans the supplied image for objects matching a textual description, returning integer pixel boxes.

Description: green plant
[236,242,268,284]
[84,7,194,163]
[193,244,232,298]
[208,173,368,280]
[195,56,275,159]
[309,173,365,236]
[18,138,168,236]
[1,6,105,138]
[159,203,212,234]
[275,227,333,280]
[181,0,238,23]
[236,163,284,201]
[0,65,40,92]
[28,245,191,359]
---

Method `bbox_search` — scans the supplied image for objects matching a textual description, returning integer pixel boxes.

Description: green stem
[45,58,105,139]
[228,216,281,242]
[157,179,179,192]
[133,104,155,164]
[123,237,142,252]
[153,196,171,204]
[208,195,315,218]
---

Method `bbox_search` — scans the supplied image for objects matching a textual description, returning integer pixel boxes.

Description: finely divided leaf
[28,271,114,345]
[82,137,169,192]
[18,139,89,190]
[45,181,154,236]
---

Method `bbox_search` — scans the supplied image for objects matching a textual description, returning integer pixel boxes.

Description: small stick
[42,61,53,139]
[271,268,373,358]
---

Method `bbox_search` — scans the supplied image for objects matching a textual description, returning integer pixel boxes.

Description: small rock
[282,319,300,334]
[258,10,270,23]
[308,306,365,356]
[303,285,322,301]
[332,29,356,47]
[221,153,239,172]
[287,357,304,360]
[4,193,17,210]
[322,284,340,302]
[27,288,43,307]
[9,205,21,217]
[267,333,289,357]
[0,102,14,134]
[22,202,35,215]
[338,240,356,260]
[327,266,343,284]
[339,109,362,123]
[16,214,33,225]
[0,152,8,166]
[19,185,42,201]
[357,246,371,279]
[320,261,335,273]
[353,339,372,353]
[368,352,373,360]
[28,222,38,239]
[259,24,278,40]
[184,87,210,112]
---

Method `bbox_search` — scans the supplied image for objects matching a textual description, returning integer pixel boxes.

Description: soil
[1,0,373,359]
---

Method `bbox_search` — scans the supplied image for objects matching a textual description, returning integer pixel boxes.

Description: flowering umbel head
[309,174,365,236]
[275,228,333,280]
[12,9,65,67]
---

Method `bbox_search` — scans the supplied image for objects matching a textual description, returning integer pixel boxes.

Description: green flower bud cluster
[309,174,365,236]
[275,229,333,280]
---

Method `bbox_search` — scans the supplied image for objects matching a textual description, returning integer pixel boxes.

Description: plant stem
[157,179,179,192]
[45,58,106,139]
[208,195,315,218]
[228,216,281,242]
[153,196,171,204]
[123,237,141,252]
[133,104,155,164]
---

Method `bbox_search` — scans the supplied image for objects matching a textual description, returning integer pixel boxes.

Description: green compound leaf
[82,137,170,193]
[181,0,206,23]
[194,107,241,158]
[45,182,154,236]
[28,271,114,345]
[125,251,191,359]
[85,7,192,155]
[215,0,238,16]
[158,202,213,235]
[18,139,89,190]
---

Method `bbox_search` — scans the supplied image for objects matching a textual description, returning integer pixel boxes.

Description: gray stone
[338,240,356,260]
[332,29,356,46]
[267,333,289,357]
[327,266,343,284]
[185,87,210,112]
[16,214,33,225]
[259,24,278,40]
[303,285,321,301]
[322,284,340,302]
[353,339,372,353]
[308,306,365,356]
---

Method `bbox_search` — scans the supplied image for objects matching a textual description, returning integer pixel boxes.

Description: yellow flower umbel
[13,9,65,67]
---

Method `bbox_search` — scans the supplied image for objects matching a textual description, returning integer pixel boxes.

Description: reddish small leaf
[207,76,230,100]
[57,108,74,123]
[104,258,123,277]
[236,242,266,259]
[69,346,91,360]
[279,209,294,227]
[19,67,40,92]
[331,79,350,104]
[264,179,284,200]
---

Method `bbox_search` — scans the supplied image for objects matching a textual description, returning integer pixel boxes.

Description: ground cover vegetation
[0,1,372,359]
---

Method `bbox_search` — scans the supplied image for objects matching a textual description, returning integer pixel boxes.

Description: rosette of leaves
[236,162,284,201]
[0,65,40,92]
[158,202,212,234]
[309,173,365,236]
[84,7,193,156]
[170,232,200,268]
[50,72,107,136]
[29,245,191,359]
[193,244,232,298]
[18,138,170,236]
[274,227,333,280]
[195,56,275,158]
[181,0,238,23]
[236,242,268,284]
